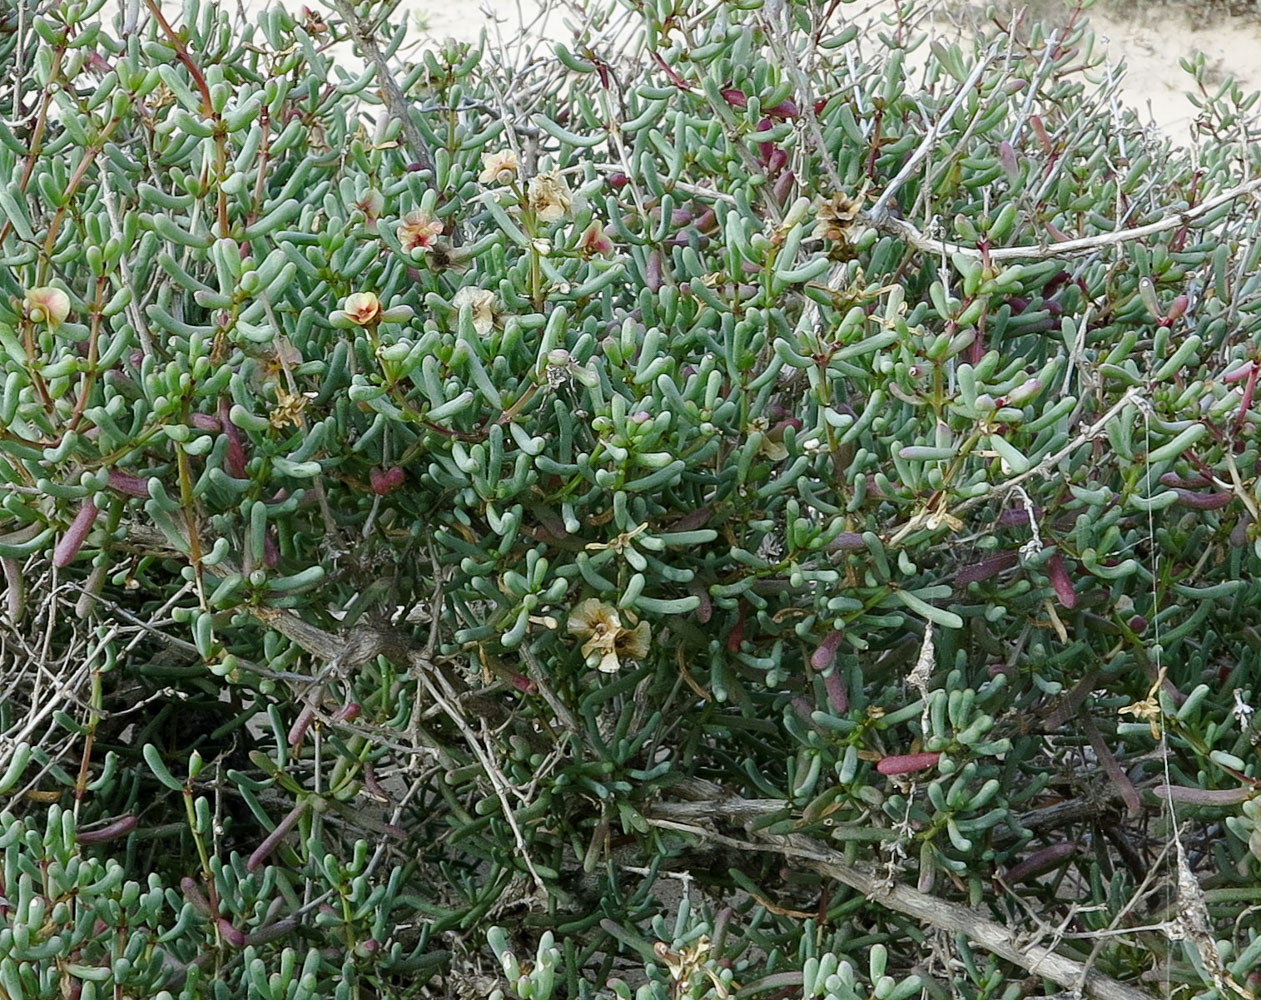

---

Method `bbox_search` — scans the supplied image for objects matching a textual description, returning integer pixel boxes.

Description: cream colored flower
[451,286,499,336]
[24,286,71,329]
[479,149,518,185]
[567,598,650,673]
[398,209,444,254]
[527,171,573,223]
[813,191,865,243]
[342,291,381,326]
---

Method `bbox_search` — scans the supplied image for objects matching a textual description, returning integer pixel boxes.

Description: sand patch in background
[229,0,1261,142]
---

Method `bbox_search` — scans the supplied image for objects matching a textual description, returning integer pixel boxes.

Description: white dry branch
[646,785,1160,1000]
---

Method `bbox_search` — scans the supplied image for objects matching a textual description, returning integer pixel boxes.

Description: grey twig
[645,785,1160,1000]
[327,0,432,171]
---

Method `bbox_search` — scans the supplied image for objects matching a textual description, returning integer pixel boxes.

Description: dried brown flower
[813,191,865,243]
[527,171,573,223]
[566,598,650,673]
[451,286,499,336]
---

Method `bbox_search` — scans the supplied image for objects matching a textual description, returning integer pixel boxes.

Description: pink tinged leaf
[1173,489,1231,510]
[651,53,691,90]
[645,250,663,292]
[1030,115,1053,155]
[506,670,537,694]
[363,764,390,802]
[690,582,713,624]
[218,919,246,948]
[188,412,220,432]
[332,701,361,723]
[108,470,150,497]
[810,630,844,671]
[825,669,848,714]
[219,396,248,478]
[674,507,712,531]
[1223,360,1256,384]
[53,499,99,568]
[756,118,775,162]
[1004,842,1078,884]
[76,814,138,845]
[1165,294,1189,321]
[1082,715,1140,816]
[180,877,213,916]
[1152,784,1252,805]
[263,528,280,568]
[608,172,628,189]
[956,551,1019,586]
[720,88,748,109]
[1160,471,1212,488]
[877,752,940,776]
[1231,516,1252,548]
[3,556,24,620]
[1238,363,1260,433]
[996,505,1043,528]
[828,532,866,552]
[288,705,315,747]
[765,98,799,119]
[245,917,297,947]
[370,466,405,494]
[1045,220,1071,243]
[247,798,311,871]
[772,170,794,205]
[997,141,1019,183]
[1047,552,1077,609]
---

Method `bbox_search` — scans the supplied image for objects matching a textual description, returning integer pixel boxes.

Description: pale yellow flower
[567,598,650,673]
[24,286,71,329]
[1118,666,1167,740]
[527,171,573,223]
[478,149,518,185]
[342,291,381,326]
[451,286,499,336]
[398,209,444,253]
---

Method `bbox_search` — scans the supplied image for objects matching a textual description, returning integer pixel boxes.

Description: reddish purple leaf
[1047,551,1077,609]
[370,466,405,495]
[1004,842,1077,884]
[877,752,940,776]
[810,630,844,671]
[76,814,138,845]
[53,498,99,568]
[108,470,150,497]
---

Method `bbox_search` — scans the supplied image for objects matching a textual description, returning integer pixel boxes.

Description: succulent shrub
[1,0,1260,997]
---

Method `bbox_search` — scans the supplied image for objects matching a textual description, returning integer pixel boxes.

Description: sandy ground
[229,0,1261,143]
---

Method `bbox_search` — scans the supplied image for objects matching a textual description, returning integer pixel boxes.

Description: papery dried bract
[452,286,499,336]
[528,170,573,223]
